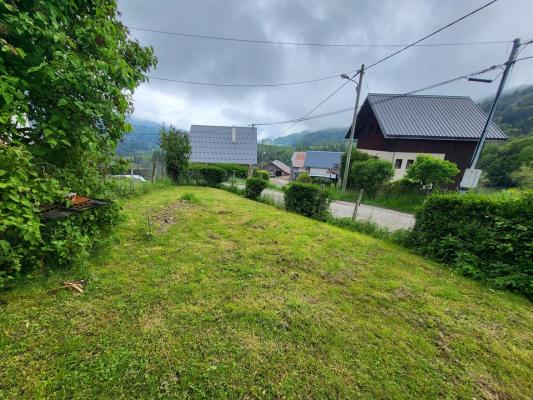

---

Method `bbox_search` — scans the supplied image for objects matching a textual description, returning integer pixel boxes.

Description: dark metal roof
[348,93,507,140]
[303,151,343,169]
[189,125,257,164]
[270,160,290,174]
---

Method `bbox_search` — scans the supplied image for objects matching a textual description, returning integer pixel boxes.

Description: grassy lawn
[1,186,531,399]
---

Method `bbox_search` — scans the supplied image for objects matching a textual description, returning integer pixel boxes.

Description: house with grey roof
[189,125,257,165]
[346,93,507,184]
[303,151,343,180]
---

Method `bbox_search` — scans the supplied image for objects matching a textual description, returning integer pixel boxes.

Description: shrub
[285,182,331,219]
[214,163,249,179]
[407,191,533,297]
[349,158,394,196]
[254,169,270,181]
[405,155,460,189]
[244,178,268,200]
[180,193,200,203]
[160,126,191,183]
[188,165,226,187]
[199,166,226,186]
[296,172,312,183]
[340,148,371,180]
[0,145,122,288]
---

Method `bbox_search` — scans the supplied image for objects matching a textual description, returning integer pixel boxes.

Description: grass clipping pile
[151,196,199,234]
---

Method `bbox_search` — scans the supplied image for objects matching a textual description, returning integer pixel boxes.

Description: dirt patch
[475,376,512,400]
[152,201,195,234]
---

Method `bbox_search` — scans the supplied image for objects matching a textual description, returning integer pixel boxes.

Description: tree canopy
[0,0,156,287]
[405,155,459,189]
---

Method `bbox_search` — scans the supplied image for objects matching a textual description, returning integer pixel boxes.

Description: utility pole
[469,38,520,170]
[341,64,365,192]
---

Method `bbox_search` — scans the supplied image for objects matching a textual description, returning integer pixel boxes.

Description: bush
[199,166,226,186]
[349,158,394,196]
[285,182,331,219]
[407,191,533,297]
[340,148,371,180]
[0,146,122,288]
[214,163,249,179]
[405,155,459,189]
[244,178,268,200]
[296,172,312,183]
[188,165,226,186]
[160,126,191,183]
[254,169,270,181]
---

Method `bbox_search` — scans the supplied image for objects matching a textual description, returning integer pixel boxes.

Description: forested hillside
[480,85,533,137]
[115,118,162,156]
[479,85,533,188]
[270,127,347,147]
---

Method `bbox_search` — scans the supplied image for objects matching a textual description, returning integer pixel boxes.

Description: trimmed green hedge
[244,178,267,200]
[407,191,533,297]
[285,182,331,219]
[254,169,270,181]
[188,165,226,186]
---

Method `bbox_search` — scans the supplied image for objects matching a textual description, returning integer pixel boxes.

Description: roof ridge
[368,92,471,99]
[190,124,256,129]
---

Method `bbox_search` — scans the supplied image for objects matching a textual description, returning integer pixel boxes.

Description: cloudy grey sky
[118,0,533,139]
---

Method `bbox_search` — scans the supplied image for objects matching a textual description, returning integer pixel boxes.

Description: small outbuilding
[264,160,291,177]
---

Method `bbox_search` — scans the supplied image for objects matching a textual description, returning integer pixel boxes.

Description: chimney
[232,126,237,143]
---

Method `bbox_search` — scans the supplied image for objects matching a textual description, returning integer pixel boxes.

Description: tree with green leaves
[0,1,156,287]
[478,136,533,187]
[405,155,459,189]
[340,148,371,184]
[160,126,191,182]
[350,158,394,196]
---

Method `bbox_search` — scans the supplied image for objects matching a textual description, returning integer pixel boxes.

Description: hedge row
[244,178,268,200]
[285,182,331,219]
[407,191,533,297]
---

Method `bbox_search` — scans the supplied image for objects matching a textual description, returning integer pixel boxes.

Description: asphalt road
[260,189,414,231]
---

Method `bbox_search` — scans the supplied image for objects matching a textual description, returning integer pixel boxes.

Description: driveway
[260,189,414,231]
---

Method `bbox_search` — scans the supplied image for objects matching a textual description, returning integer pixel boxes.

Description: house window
[394,159,403,169]
[406,159,414,168]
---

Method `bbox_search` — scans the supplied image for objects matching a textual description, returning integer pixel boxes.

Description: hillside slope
[480,85,533,137]
[1,187,531,399]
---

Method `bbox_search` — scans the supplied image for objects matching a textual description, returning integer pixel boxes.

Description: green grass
[1,186,532,399]
[330,187,427,213]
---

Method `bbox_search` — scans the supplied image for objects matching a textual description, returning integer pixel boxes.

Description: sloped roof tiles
[189,125,257,164]
[349,93,507,140]
[303,151,343,169]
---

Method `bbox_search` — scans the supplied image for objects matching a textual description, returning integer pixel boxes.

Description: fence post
[151,156,157,184]
[352,189,363,221]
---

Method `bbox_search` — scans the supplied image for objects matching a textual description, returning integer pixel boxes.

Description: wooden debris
[48,280,86,294]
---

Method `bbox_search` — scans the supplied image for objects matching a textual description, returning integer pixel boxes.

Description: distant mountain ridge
[270,127,348,147]
[115,118,162,156]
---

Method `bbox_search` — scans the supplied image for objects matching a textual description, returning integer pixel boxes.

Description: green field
[1,187,531,399]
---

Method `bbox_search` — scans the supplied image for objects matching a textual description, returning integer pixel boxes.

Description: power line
[274,0,499,135]
[254,55,533,128]
[148,74,339,87]
[128,26,511,48]
[365,0,499,71]
[277,73,356,135]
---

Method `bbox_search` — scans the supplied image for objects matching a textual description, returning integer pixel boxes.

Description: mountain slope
[480,85,533,137]
[115,118,161,156]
